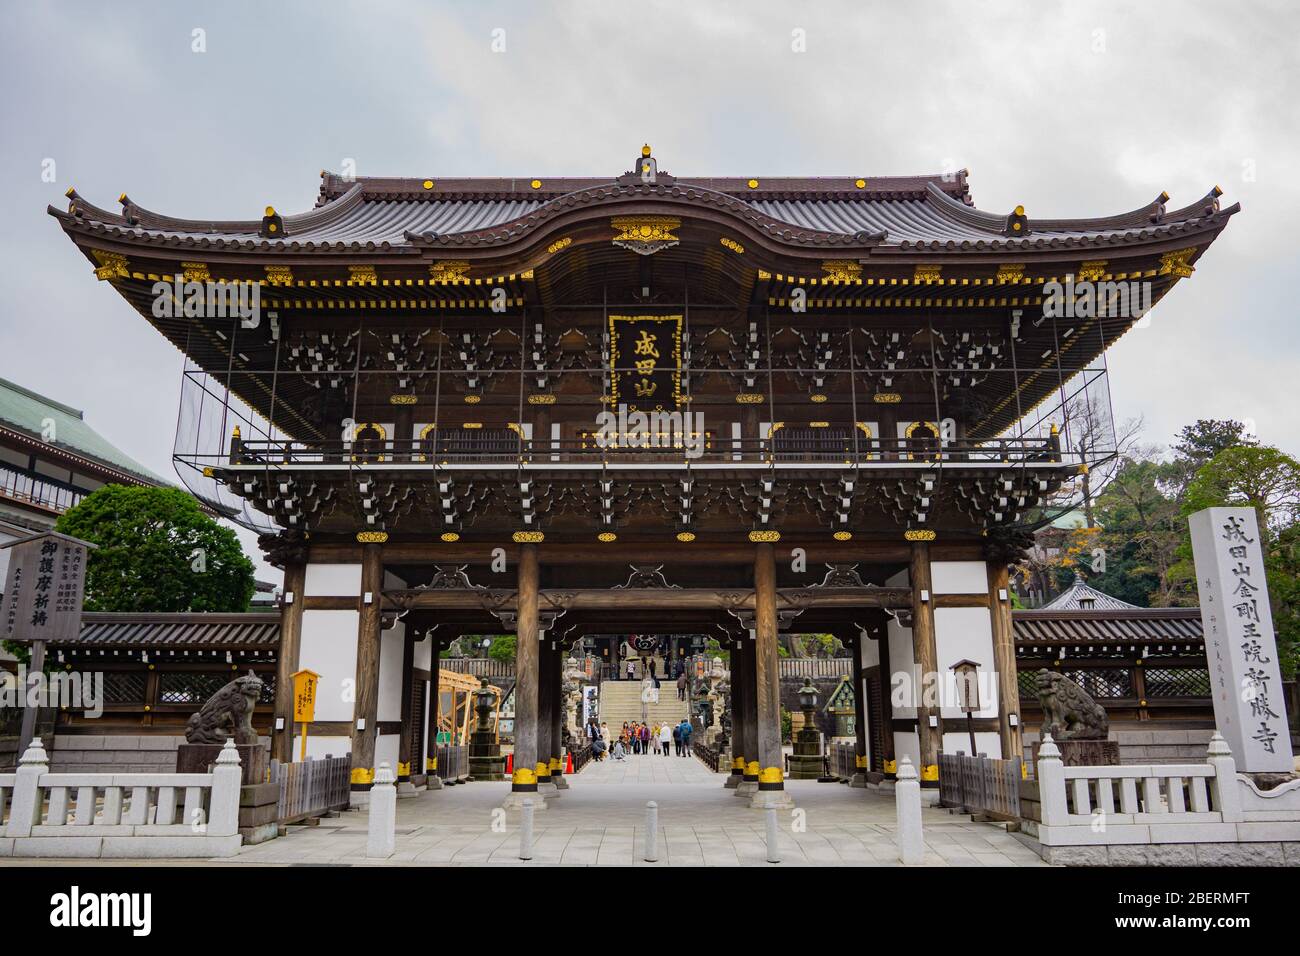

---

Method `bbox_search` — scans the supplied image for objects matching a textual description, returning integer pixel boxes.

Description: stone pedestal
[177,742,268,787]
[787,727,825,780]
[1030,738,1119,769]
[239,781,281,844]
[467,728,506,781]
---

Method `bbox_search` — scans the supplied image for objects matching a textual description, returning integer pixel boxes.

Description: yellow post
[291,668,320,763]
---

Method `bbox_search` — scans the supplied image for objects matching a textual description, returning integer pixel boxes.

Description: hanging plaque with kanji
[608,315,682,412]
[0,532,95,645]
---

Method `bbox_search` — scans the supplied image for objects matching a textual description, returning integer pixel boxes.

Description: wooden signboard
[0,532,95,644]
[291,668,320,761]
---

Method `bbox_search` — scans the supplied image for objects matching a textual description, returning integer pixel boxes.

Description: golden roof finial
[642,144,652,157]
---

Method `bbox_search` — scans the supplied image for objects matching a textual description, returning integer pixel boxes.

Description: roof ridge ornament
[1004,204,1030,237]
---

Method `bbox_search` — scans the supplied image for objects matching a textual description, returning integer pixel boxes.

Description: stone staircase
[597,678,689,732]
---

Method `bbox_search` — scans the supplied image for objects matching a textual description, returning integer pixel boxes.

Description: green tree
[54,485,255,612]
[703,637,730,662]
[486,635,517,663]
[1092,456,1185,606]
[1170,419,1258,494]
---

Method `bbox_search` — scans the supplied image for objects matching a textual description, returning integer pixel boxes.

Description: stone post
[208,739,243,838]
[1035,734,1067,827]
[1207,732,1242,823]
[894,755,924,865]
[366,762,397,859]
[6,739,50,837]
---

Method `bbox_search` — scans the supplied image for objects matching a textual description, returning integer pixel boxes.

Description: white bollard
[519,798,535,860]
[207,739,243,837]
[894,755,924,865]
[6,738,50,838]
[644,801,659,862]
[764,805,781,863]
[366,762,397,859]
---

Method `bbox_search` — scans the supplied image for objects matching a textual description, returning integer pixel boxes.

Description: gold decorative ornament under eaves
[611,216,681,256]
[821,259,862,283]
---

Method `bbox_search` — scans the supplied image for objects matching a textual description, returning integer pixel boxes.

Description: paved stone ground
[0,753,1052,867]
[224,752,1052,867]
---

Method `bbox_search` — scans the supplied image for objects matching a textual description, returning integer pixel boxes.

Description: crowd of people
[585,716,694,761]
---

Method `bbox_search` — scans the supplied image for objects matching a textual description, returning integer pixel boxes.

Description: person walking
[659,721,672,758]
[640,723,651,755]
[672,721,682,756]
[651,723,661,755]
[625,657,636,682]
[678,718,693,757]
[600,721,610,747]
[676,670,688,701]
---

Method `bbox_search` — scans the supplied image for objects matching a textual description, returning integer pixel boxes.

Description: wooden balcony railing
[214,433,1067,469]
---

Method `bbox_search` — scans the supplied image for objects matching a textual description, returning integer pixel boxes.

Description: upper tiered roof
[50,156,1236,259]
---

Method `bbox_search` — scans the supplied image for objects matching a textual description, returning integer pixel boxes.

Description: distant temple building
[0,377,166,581]
[50,149,1234,797]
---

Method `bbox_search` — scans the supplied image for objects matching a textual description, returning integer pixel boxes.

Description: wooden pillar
[272,561,306,763]
[512,544,540,795]
[425,637,443,789]
[987,561,1022,761]
[741,636,759,787]
[726,637,745,787]
[397,632,415,782]
[877,624,897,773]
[350,543,384,791]
[536,637,554,789]
[753,543,786,800]
[909,541,941,783]
[849,629,869,783]
[549,640,566,785]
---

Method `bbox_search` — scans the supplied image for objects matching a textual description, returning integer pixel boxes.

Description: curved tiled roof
[1014,607,1203,644]
[1039,580,1138,611]
[63,612,280,648]
[0,378,168,486]
[51,167,1237,256]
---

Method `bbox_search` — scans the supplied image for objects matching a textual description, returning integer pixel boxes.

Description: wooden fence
[693,739,723,772]
[827,741,857,780]
[779,658,854,679]
[433,744,468,783]
[569,742,593,774]
[271,754,351,825]
[438,658,515,678]
[937,751,1022,820]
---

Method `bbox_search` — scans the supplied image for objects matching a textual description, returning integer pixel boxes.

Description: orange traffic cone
[506,753,513,775]
[565,752,574,773]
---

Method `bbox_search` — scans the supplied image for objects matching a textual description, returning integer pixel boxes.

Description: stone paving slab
[0,751,1053,867]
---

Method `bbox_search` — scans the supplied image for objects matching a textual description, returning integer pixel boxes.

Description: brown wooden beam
[349,544,384,791]
[272,562,306,763]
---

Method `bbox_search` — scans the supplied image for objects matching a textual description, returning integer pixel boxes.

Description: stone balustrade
[0,738,243,859]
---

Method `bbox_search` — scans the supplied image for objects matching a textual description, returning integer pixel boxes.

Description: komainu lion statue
[185,670,264,746]
[1034,668,1108,740]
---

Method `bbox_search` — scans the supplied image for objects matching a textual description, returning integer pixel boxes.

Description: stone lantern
[787,677,825,780]
[467,678,506,781]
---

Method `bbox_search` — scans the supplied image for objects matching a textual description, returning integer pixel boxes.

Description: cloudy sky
[1,0,1296,578]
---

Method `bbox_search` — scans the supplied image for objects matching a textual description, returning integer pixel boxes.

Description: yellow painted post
[291,668,320,762]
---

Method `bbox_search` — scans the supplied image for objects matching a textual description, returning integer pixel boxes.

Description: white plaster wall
[886,617,916,718]
[375,733,400,772]
[859,634,880,669]
[377,622,405,723]
[296,734,351,760]
[942,730,1001,758]
[930,560,988,594]
[933,607,999,720]
[299,609,359,722]
[893,730,920,770]
[305,563,361,596]
[413,634,432,671]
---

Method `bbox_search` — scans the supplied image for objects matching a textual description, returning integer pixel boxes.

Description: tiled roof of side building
[0,377,170,486]
[1037,580,1139,611]
[51,169,1236,255]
